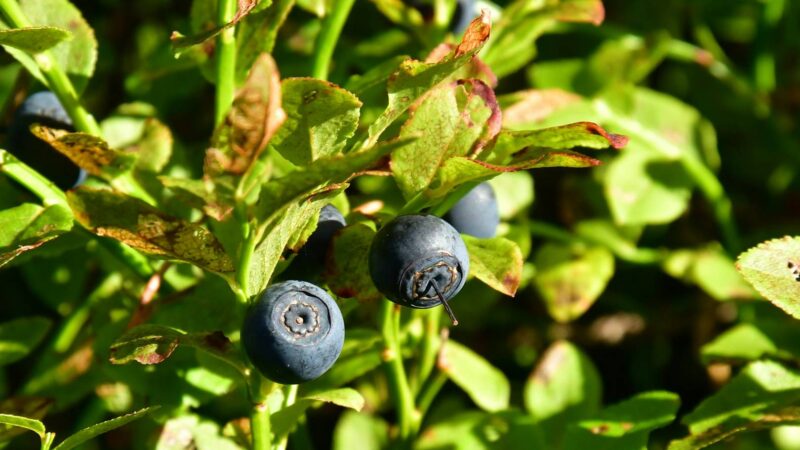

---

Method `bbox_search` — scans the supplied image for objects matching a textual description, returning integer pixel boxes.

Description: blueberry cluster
[243,182,500,384]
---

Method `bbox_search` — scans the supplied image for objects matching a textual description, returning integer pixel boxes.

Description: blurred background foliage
[1,0,799,448]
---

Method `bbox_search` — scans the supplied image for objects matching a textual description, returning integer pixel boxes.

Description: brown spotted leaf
[0,203,73,268]
[30,124,134,177]
[67,187,234,273]
[206,53,285,177]
[487,122,627,164]
[170,0,260,52]
[109,324,245,373]
[501,89,581,127]
[463,235,522,297]
[736,236,800,318]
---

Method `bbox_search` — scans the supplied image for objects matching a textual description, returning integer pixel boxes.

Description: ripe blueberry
[242,280,345,384]
[443,182,499,238]
[283,205,347,280]
[369,214,469,324]
[7,91,85,189]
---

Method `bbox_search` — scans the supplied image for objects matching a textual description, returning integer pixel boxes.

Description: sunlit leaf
[440,339,510,412]
[736,236,800,318]
[463,235,523,297]
[0,26,70,53]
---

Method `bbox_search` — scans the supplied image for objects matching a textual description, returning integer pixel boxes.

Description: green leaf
[206,53,284,178]
[533,242,615,323]
[324,223,382,301]
[0,26,70,53]
[333,411,388,450]
[235,0,293,82]
[488,171,534,219]
[247,192,340,296]
[0,397,51,442]
[700,324,791,364]
[0,317,52,366]
[67,187,234,273]
[393,80,500,198]
[171,0,261,52]
[272,78,361,165]
[564,391,680,450]
[0,413,45,438]
[109,324,246,374]
[255,137,414,224]
[416,410,546,450]
[132,119,173,173]
[0,203,73,267]
[440,339,510,412]
[365,11,491,147]
[525,340,602,447]
[7,0,98,90]
[272,388,364,440]
[669,361,800,450]
[156,414,243,450]
[663,245,757,301]
[53,406,158,450]
[487,122,627,164]
[304,388,365,410]
[482,0,604,78]
[463,235,523,297]
[604,149,694,226]
[736,236,800,318]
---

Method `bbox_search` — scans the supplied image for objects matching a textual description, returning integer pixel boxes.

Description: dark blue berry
[8,91,85,189]
[369,214,469,322]
[242,281,345,384]
[444,182,499,238]
[283,205,347,280]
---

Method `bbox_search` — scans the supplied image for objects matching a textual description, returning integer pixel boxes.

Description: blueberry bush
[0,0,798,449]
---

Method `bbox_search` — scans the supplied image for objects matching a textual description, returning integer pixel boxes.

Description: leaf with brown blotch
[455,10,492,57]
[206,53,285,177]
[67,187,234,273]
[30,124,133,177]
[170,0,260,52]
[463,235,523,297]
[501,89,581,127]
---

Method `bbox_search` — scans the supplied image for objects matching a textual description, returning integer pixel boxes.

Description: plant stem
[236,219,258,304]
[0,150,67,207]
[215,0,238,126]
[275,384,299,450]
[311,0,355,80]
[250,374,274,450]
[416,370,447,416]
[679,156,741,254]
[379,300,420,445]
[415,308,442,393]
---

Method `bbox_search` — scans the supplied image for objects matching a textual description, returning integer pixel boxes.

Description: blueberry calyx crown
[400,253,463,308]
[268,287,331,346]
[282,301,321,337]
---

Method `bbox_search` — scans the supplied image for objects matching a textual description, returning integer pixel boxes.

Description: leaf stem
[379,300,420,445]
[215,0,238,126]
[311,0,355,80]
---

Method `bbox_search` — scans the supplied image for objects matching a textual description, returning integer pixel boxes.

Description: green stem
[236,219,257,304]
[0,150,67,206]
[52,274,121,353]
[415,308,442,394]
[416,370,447,417]
[311,0,355,80]
[215,0,238,126]
[379,300,420,445]
[0,0,101,135]
[249,375,274,450]
[679,156,741,254]
[275,384,299,450]
[753,0,785,94]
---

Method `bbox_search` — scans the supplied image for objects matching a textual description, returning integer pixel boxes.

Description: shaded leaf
[0,317,52,366]
[333,411,388,450]
[0,203,73,267]
[272,78,361,165]
[0,26,70,53]
[324,223,382,302]
[53,406,158,450]
[533,242,614,323]
[663,245,757,301]
[271,388,363,440]
[157,414,243,450]
[109,324,245,374]
[736,236,800,318]
[525,340,601,447]
[365,11,491,147]
[669,361,800,450]
[564,391,680,450]
[206,53,284,177]
[463,235,523,297]
[440,340,510,412]
[417,410,546,450]
[0,397,51,442]
[67,187,234,273]
[0,413,45,438]
[393,80,499,198]
[131,119,173,173]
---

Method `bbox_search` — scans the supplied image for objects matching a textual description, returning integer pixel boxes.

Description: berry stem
[311,0,356,80]
[249,374,274,450]
[214,0,238,127]
[429,280,458,326]
[379,300,420,445]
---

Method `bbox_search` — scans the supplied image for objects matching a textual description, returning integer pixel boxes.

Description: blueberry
[7,91,85,189]
[451,0,477,34]
[369,214,469,323]
[283,205,347,280]
[242,280,345,384]
[443,182,499,238]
